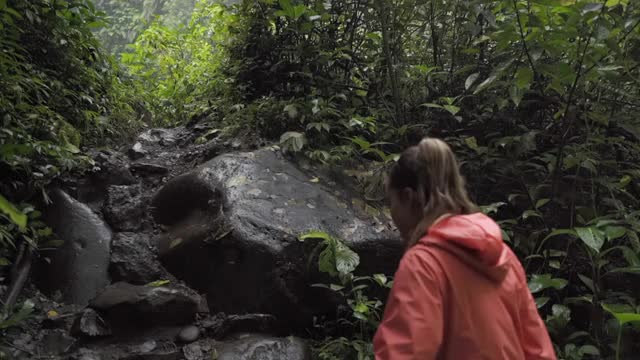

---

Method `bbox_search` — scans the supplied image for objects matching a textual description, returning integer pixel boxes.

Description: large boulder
[216,335,311,360]
[35,189,112,306]
[89,282,207,329]
[151,148,401,326]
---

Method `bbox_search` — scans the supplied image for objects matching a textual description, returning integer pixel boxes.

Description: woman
[373,138,556,360]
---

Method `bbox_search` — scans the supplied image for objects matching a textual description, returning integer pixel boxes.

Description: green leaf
[473,74,498,94]
[280,131,307,153]
[146,279,171,287]
[510,85,524,107]
[578,345,599,356]
[0,194,27,230]
[543,228,577,242]
[578,274,595,293]
[603,226,626,241]
[575,227,605,253]
[283,104,298,119]
[335,241,359,275]
[299,231,332,242]
[373,274,388,287]
[465,73,480,90]
[535,296,550,308]
[0,300,35,329]
[464,136,478,150]
[528,274,568,293]
[480,202,506,215]
[607,266,640,275]
[515,67,533,89]
[64,142,81,154]
[522,210,542,219]
[602,304,640,325]
[535,198,551,209]
[421,103,443,109]
[442,105,460,115]
[0,257,10,266]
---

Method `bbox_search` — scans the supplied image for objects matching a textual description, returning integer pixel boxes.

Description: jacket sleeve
[516,266,558,360]
[373,249,443,360]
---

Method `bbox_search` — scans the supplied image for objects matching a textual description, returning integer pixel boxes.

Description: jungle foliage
[0,0,138,325]
[1,0,639,358]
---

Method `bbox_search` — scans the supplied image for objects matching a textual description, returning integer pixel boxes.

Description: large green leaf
[0,194,27,231]
[334,241,359,276]
[575,227,605,253]
[528,274,568,293]
[602,304,640,325]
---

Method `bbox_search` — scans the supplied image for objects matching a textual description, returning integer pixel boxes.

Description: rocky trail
[3,124,402,359]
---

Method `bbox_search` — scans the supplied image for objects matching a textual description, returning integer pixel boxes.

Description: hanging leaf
[473,74,498,94]
[515,67,533,89]
[510,85,524,107]
[465,73,480,90]
[577,274,595,293]
[535,296,550,308]
[0,194,27,231]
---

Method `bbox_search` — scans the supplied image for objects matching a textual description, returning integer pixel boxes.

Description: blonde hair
[388,137,478,247]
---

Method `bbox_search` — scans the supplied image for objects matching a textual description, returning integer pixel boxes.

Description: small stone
[178,325,200,343]
[128,142,147,160]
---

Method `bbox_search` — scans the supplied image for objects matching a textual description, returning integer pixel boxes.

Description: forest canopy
[1,0,639,358]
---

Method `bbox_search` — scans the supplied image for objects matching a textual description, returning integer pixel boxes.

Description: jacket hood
[421,212,510,282]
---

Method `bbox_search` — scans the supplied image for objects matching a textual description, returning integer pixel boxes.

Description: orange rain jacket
[374,213,556,360]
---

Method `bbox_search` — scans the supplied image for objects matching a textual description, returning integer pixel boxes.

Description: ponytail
[388,138,477,248]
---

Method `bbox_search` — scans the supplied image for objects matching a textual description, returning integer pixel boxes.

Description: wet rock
[152,148,402,326]
[109,232,169,284]
[227,314,280,335]
[41,329,76,356]
[199,313,280,339]
[69,348,102,360]
[131,162,170,176]
[71,308,112,337]
[216,334,311,360]
[104,184,145,231]
[35,189,112,306]
[90,282,203,328]
[137,128,178,146]
[183,342,205,360]
[128,142,147,160]
[178,325,200,343]
[73,150,137,212]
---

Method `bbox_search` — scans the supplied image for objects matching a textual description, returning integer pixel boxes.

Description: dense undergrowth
[1,0,640,358]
